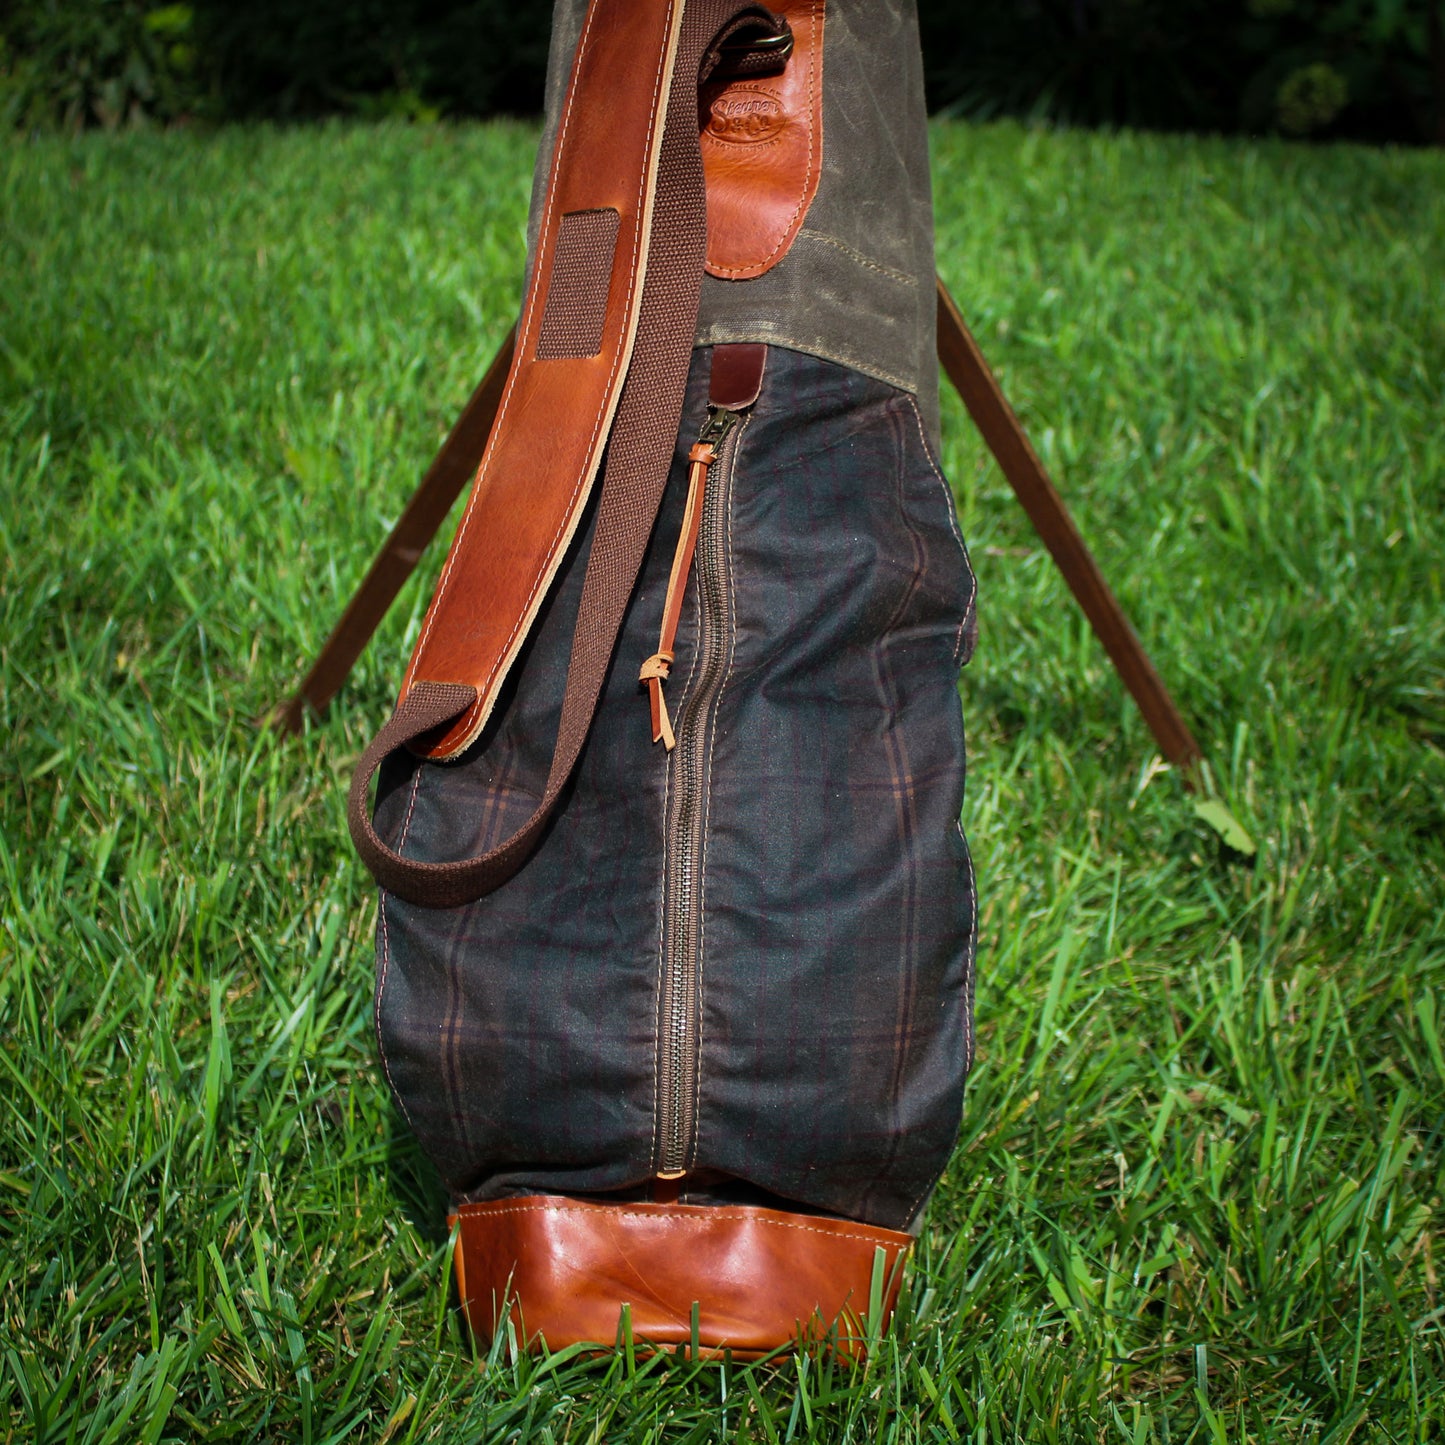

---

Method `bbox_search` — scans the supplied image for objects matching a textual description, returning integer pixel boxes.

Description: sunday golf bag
[348,0,977,1358]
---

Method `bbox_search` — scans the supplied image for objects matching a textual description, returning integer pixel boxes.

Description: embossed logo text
[706,88,786,144]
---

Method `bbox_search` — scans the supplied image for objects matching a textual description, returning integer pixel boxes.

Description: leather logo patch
[706,87,787,145]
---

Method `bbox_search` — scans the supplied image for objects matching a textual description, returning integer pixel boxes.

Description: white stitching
[454,1202,913,1250]
[794,228,917,286]
[895,395,981,1225]
[398,762,423,850]
[376,769,424,1136]
[869,399,929,1225]
[962,824,977,1076]
[904,394,976,667]
[902,816,978,1227]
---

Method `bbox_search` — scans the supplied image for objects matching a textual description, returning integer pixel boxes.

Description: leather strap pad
[351,2,791,907]
[401,0,688,759]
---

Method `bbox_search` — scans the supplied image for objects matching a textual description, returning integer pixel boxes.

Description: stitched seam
[900,1174,935,1232]
[862,398,929,1225]
[896,391,980,1226]
[398,764,423,851]
[793,228,918,286]
[377,898,419,1134]
[455,1203,913,1249]
[904,393,976,667]
[707,3,822,278]
[408,0,673,710]
[894,395,978,1227]
[649,676,675,1172]
[962,822,977,1075]
[904,821,977,1229]
[891,407,933,1231]
[695,327,917,396]
[375,769,424,1137]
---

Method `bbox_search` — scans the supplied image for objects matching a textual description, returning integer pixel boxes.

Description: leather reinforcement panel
[701,0,825,279]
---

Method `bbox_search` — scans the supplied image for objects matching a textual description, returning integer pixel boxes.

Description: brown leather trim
[708,341,768,410]
[451,1195,911,1361]
[702,0,824,280]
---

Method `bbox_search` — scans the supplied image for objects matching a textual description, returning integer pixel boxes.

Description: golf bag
[348,0,977,1358]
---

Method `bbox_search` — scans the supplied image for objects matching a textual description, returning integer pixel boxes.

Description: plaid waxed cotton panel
[372,344,977,1232]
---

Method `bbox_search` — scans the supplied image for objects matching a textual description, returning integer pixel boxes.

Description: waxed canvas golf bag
[348,0,977,1358]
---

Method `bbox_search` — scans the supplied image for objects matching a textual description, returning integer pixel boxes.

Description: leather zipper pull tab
[638,344,767,749]
[639,650,678,749]
[640,435,720,749]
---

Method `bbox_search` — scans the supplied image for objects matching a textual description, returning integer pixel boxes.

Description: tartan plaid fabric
[373,343,976,1232]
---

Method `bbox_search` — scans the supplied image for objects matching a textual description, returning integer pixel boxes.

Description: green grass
[1,117,1442,1442]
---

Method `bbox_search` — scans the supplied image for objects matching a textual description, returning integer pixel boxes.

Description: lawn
[1,118,1442,1442]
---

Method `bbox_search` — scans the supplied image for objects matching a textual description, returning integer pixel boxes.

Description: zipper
[654,402,745,1179]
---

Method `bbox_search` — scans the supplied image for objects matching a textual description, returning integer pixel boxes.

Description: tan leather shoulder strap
[402,0,691,762]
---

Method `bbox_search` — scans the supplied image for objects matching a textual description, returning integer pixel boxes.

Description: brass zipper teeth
[657,409,742,1178]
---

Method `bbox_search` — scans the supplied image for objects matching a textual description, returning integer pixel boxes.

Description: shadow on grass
[385,1108,452,1247]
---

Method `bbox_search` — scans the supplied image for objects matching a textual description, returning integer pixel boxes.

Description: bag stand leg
[933,278,1203,781]
[267,325,516,734]
[272,286,1202,784]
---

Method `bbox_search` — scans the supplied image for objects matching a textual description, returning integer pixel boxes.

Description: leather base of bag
[450,1195,912,1361]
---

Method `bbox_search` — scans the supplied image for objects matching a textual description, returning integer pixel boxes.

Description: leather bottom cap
[451,1195,912,1360]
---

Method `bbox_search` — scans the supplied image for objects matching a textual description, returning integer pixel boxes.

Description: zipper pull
[696,404,740,449]
[638,343,766,754]
[638,407,738,750]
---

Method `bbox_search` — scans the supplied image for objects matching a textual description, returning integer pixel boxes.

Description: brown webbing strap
[935,276,1203,779]
[349,1,787,910]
